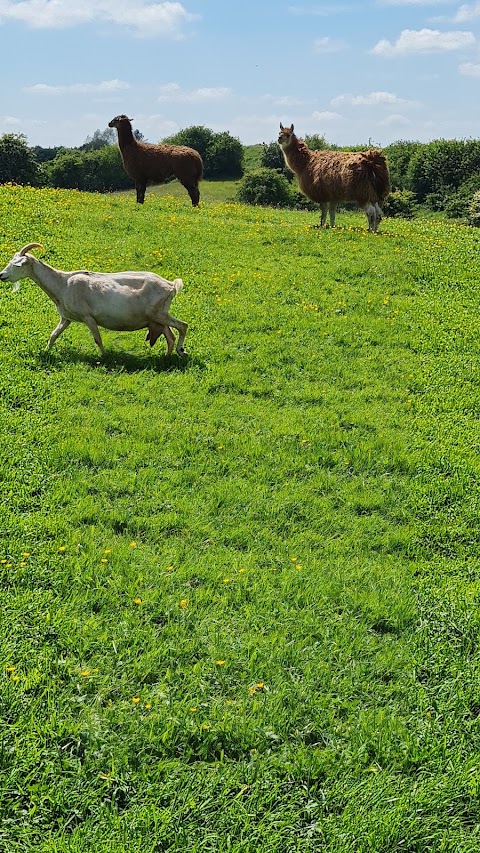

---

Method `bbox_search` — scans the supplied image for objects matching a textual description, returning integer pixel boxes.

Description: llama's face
[278,123,295,149]
[108,115,132,129]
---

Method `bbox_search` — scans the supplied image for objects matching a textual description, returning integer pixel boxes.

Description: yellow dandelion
[103,549,111,555]
[189,706,198,713]
[223,577,232,583]
[145,702,152,710]
[129,541,137,548]
[201,723,210,731]
[290,557,298,562]
[238,567,246,574]
[6,666,16,673]
[58,546,66,552]
[19,561,27,567]
[179,599,188,608]
[295,564,302,570]
[216,660,225,666]
[0,559,7,564]
[166,565,174,571]
[81,670,90,677]
[100,558,108,564]
[133,597,142,605]
[256,682,265,690]
[132,697,140,704]
[22,552,30,557]
[248,685,257,695]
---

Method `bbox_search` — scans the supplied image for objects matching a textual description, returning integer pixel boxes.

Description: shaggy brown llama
[109,115,203,207]
[278,123,390,232]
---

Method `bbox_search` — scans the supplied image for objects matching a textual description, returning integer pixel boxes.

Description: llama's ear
[290,124,294,132]
[280,122,284,130]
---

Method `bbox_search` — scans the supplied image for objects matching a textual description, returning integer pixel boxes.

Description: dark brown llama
[109,115,203,207]
[278,123,390,232]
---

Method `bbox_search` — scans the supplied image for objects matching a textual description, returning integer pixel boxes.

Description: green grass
[1,184,480,851]
[145,178,240,203]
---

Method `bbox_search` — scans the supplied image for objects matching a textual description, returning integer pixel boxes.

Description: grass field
[1,183,480,851]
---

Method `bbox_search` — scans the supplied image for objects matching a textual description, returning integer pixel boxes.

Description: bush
[235,169,295,207]
[0,133,43,186]
[467,190,480,226]
[163,126,244,179]
[383,190,417,219]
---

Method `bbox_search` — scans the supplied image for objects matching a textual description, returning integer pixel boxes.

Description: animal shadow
[36,347,203,374]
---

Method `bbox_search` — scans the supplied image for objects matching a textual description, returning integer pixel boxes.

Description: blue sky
[1,0,480,149]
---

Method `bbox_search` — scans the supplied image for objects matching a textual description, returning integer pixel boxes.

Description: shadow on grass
[36,347,205,374]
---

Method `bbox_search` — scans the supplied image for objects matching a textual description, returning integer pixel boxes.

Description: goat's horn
[19,243,43,255]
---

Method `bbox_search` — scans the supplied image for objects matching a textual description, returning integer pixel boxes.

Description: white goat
[0,243,188,356]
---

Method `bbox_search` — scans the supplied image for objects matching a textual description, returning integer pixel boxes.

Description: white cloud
[0,1,197,38]
[0,115,22,127]
[23,79,130,96]
[332,91,413,106]
[371,28,475,56]
[459,60,480,74]
[312,110,342,121]
[157,83,231,102]
[262,94,304,107]
[455,3,480,22]
[313,36,347,52]
[380,114,413,127]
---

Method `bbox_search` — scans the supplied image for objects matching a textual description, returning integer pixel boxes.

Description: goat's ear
[13,255,28,268]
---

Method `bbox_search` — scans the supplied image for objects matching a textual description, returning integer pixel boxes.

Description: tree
[0,133,42,186]
[260,142,291,179]
[80,128,116,151]
[162,126,244,179]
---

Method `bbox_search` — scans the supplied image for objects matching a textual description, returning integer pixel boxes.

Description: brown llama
[109,115,203,207]
[278,123,390,232]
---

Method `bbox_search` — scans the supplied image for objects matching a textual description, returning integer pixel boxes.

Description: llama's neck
[117,123,136,149]
[281,135,312,175]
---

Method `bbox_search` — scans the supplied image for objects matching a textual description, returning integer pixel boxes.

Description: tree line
[2,126,480,221]
[0,125,244,193]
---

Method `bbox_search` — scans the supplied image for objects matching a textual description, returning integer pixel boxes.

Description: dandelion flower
[216,660,225,666]
[248,685,257,695]
[58,546,66,552]
[129,541,137,548]
[81,670,90,677]
[100,558,108,564]
[133,597,142,605]
[179,599,188,608]
[145,702,152,710]
[166,565,174,571]
[132,697,140,704]
[189,707,198,713]
[22,552,30,557]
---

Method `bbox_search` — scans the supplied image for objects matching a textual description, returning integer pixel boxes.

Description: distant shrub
[444,173,480,220]
[468,190,480,227]
[383,189,416,219]
[235,168,295,207]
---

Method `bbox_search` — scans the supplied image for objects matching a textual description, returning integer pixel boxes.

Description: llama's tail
[364,150,391,202]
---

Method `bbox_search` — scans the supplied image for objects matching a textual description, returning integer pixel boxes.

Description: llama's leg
[47,317,71,350]
[181,180,200,207]
[375,203,383,229]
[320,203,328,227]
[83,316,106,355]
[164,316,188,356]
[135,181,147,204]
[329,201,337,227]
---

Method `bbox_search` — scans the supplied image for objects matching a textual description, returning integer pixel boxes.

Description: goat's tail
[173,278,183,294]
[364,151,391,202]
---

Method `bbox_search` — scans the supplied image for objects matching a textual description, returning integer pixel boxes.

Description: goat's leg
[135,181,146,204]
[83,316,106,355]
[164,316,188,356]
[47,317,71,350]
[146,323,175,354]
